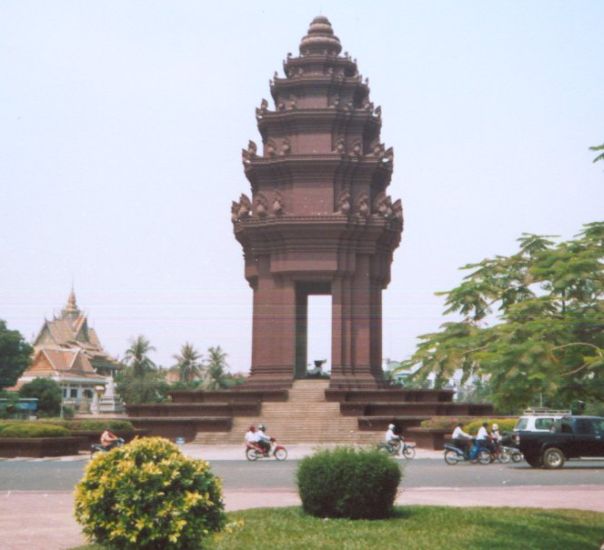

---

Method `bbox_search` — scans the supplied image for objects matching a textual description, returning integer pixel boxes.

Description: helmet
[388,424,395,430]
[492,423,499,430]
[258,424,266,431]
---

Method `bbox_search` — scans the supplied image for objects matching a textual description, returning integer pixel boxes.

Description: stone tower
[232,16,403,390]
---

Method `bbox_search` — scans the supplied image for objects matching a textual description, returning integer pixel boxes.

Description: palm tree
[590,143,604,163]
[124,335,156,377]
[173,343,203,383]
[204,346,229,390]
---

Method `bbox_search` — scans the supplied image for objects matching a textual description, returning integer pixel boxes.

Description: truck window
[560,420,573,434]
[535,418,554,430]
[515,418,528,430]
[575,419,595,435]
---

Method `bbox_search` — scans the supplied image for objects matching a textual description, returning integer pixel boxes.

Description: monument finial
[299,15,342,56]
[62,287,80,318]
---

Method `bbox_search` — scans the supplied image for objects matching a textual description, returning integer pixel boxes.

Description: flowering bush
[75,437,225,549]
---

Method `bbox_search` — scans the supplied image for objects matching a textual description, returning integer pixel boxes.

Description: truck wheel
[524,455,542,468]
[543,448,565,469]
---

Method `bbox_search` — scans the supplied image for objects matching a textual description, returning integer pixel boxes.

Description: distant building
[17,290,123,412]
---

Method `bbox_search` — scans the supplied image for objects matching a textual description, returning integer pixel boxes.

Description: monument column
[232,16,403,389]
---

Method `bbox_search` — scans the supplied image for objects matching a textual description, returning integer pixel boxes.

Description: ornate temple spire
[62,287,80,319]
[299,16,342,56]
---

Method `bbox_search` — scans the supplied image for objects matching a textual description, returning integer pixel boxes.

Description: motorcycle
[444,442,491,465]
[245,438,287,461]
[377,437,416,459]
[487,443,512,464]
[504,446,524,463]
[91,437,125,456]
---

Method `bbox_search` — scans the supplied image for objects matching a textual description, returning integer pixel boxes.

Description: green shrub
[296,447,401,520]
[46,419,135,432]
[463,418,517,435]
[18,378,62,417]
[420,416,473,430]
[75,437,225,550]
[0,422,70,438]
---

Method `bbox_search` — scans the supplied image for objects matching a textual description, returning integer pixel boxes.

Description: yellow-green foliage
[46,419,134,432]
[463,418,517,435]
[420,417,474,430]
[74,437,225,550]
[0,422,70,438]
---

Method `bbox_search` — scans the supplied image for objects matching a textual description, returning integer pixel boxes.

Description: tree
[19,378,62,417]
[0,320,33,390]
[399,222,604,413]
[123,335,156,377]
[590,143,604,164]
[115,368,169,405]
[204,346,230,390]
[173,343,203,383]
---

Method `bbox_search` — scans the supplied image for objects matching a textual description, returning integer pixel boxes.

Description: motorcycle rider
[244,425,257,445]
[476,422,491,451]
[385,423,400,451]
[100,428,120,450]
[451,423,472,457]
[256,424,272,454]
[491,423,502,443]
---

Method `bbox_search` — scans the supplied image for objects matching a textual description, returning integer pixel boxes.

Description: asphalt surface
[1,458,603,491]
[1,446,603,550]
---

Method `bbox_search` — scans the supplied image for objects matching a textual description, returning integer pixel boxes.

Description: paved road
[2,458,603,491]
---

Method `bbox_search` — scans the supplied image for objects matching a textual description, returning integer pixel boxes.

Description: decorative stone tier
[127,417,232,442]
[70,429,147,451]
[125,380,495,447]
[169,389,288,403]
[325,388,455,403]
[126,402,261,417]
[0,437,83,458]
[340,402,494,417]
[406,427,452,451]
[358,415,429,432]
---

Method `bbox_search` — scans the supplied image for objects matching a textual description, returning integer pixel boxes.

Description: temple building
[17,290,123,412]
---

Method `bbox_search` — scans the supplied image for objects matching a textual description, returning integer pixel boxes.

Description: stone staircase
[194,379,381,445]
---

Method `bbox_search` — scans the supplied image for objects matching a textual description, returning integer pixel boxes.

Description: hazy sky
[1,1,602,373]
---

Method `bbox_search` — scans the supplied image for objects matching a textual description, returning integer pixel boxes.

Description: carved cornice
[257,108,379,134]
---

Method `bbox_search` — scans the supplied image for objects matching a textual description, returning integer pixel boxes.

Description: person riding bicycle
[256,424,272,454]
[451,423,472,457]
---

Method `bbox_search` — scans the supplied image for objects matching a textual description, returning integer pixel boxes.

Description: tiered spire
[61,288,81,319]
[299,15,342,56]
[231,16,403,389]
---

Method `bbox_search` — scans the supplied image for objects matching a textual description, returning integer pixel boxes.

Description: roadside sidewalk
[0,444,444,462]
[2,485,603,550]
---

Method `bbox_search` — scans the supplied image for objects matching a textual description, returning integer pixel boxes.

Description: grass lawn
[72,505,604,550]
